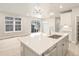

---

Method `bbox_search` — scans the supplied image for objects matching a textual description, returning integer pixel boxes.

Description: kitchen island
[18,32,69,56]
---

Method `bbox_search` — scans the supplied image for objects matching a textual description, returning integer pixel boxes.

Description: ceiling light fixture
[50,12,54,15]
[59,5,63,8]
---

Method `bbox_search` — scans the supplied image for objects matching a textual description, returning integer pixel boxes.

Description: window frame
[5,16,14,33]
[31,18,41,33]
[14,17,22,32]
[5,16,22,33]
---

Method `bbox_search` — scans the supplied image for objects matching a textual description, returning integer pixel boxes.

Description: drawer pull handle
[62,44,64,46]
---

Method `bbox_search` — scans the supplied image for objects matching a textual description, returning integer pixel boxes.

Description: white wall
[0,12,31,55]
[45,16,55,32]
[42,21,49,34]
[0,12,31,39]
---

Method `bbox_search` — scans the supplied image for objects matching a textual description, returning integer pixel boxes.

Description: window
[15,18,21,31]
[5,17,21,32]
[31,20,40,33]
[5,17,13,31]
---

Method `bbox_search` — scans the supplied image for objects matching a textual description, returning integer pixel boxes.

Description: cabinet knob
[42,54,44,56]
[62,44,64,46]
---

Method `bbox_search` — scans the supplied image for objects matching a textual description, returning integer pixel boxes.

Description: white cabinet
[62,36,69,55]
[45,47,57,56]
[21,35,69,56]
[57,35,69,56]
[57,40,63,56]
[21,43,39,56]
[44,35,69,56]
[60,12,72,42]
[60,12,72,27]
[42,44,57,56]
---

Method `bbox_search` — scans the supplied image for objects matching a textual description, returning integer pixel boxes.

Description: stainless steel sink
[49,35,62,39]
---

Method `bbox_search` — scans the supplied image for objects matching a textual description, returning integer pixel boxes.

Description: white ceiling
[0,3,79,16]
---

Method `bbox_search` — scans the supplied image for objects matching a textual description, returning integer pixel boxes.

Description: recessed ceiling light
[59,5,63,8]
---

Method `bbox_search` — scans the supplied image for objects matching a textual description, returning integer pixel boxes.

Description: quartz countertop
[18,32,68,55]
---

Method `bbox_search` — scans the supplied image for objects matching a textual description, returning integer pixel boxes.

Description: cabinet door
[43,45,57,56]
[57,40,63,56]
[57,35,69,56]
[62,36,69,56]
[60,12,71,27]
[46,46,57,56]
[62,43,67,56]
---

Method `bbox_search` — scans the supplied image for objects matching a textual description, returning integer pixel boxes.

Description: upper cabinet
[60,12,72,31]
[60,12,73,42]
[60,12,72,28]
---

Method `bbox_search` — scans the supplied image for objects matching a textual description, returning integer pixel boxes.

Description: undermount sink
[49,34,62,39]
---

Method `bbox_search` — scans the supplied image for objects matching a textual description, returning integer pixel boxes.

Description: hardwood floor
[0,39,79,56]
[67,41,79,56]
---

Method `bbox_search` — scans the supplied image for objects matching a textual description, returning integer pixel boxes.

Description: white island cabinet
[57,36,69,56]
[19,32,69,56]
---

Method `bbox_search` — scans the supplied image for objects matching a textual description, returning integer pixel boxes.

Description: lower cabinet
[57,35,69,56]
[21,43,39,56]
[57,40,63,56]
[46,46,57,56]
[43,44,57,56]
[62,36,69,56]
[21,35,69,56]
[45,48,57,56]
[46,35,69,56]
[44,35,69,56]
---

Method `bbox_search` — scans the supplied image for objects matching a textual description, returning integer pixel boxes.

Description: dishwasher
[42,45,57,56]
